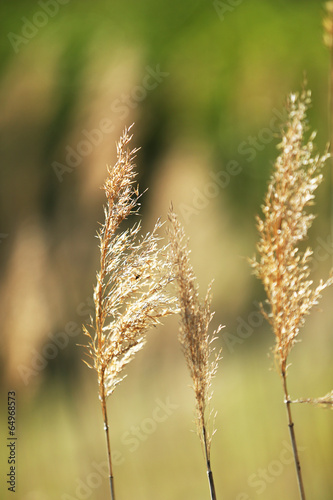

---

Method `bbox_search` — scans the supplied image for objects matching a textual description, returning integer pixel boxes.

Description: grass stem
[203,425,217,500]
[101,375,116,500]
[282,372,306,500]
[206,464,217,500]
[82,128,176,497]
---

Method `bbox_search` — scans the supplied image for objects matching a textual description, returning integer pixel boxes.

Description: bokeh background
[1,1,333,499]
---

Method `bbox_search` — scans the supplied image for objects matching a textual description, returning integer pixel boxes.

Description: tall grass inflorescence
[81,126,176,500]
[250,90,333,500]
[168,208,223,500]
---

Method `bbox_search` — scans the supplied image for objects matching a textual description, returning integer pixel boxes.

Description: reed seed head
[167,208,223,459]
[83,126,177,400]
[250,90,333,376]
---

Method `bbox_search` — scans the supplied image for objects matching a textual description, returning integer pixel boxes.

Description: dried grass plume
[82,126,176,500]
[83,126,176,397]
[250,90,333,378]
[250,89,333,500]
[167,208,222,500]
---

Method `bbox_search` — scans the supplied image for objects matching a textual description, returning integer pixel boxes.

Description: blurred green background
[1,1,333,499]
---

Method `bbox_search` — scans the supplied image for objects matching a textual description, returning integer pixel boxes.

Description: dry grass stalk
[250,90,333,500]
[167,208,222,500]
[292,390,333,409]
[82,126,176,500]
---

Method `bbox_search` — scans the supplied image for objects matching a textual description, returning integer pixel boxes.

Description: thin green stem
[282,371,306,500]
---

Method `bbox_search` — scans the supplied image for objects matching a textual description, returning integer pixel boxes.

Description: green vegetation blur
[0,1,332,499]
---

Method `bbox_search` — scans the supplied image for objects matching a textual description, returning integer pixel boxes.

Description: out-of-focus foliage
[0,1,332,499]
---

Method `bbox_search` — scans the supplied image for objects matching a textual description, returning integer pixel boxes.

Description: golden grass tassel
[250,90,333,500]
[168,208,222,500]
[81,126,176,499]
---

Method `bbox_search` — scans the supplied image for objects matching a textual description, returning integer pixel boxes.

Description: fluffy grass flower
[82,126,176,500]
[250,90,333,377]
[167,208,222,500]
[250,90,333,500]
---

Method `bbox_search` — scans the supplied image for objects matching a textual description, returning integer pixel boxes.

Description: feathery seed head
[167,208,223,459]
[83,127,177,400]
[250,91,333,376]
